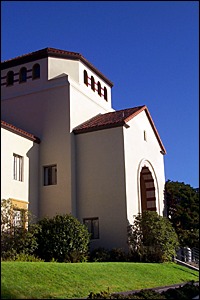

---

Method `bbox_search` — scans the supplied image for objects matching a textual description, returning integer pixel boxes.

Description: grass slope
[1,262,199,299]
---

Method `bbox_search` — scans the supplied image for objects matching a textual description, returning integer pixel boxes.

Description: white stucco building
[1,47,166,251]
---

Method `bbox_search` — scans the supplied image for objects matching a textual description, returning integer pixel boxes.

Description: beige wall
[1,56,114,221]
[123,110,166,224]
[1,127,39,217]
[75,127,128,251]
[1,73,72,219]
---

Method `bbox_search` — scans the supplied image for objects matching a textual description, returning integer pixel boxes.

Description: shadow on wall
[26,143,40,223]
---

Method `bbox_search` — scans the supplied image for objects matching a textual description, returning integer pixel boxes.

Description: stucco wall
[1,127,39,217]
[1,57,114,221]
[1,74,73,219]
[123,110,166,224]
[75,127,128,251]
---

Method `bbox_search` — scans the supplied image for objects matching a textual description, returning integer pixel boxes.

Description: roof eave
[73,122,125,135]
[1,47,114,87]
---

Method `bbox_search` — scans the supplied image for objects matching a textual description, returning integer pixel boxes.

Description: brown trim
[145,187,155,191]
[1,47,114,87]
[146,197,156,201]
[144,179,154,183]
[1,120,40,144]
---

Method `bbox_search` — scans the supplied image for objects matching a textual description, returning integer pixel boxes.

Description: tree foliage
[1,199,39,260]
[35,214,90,262]
[128,211,179,262]
[165,180,199,248]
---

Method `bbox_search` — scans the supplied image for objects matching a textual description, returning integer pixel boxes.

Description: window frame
[13,154,23,181]
[83,217,99,239]
[43,165,57,186]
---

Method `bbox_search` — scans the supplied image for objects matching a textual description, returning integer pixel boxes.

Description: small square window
[44,165,57,186]
[83,217,99,239]
[13,154,23,181]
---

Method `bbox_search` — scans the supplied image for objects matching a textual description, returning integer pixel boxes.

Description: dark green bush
[87,282,199,299]
[89,247,128,262]
[35,214,90,262]
[128,211,179,262]
[90,247,111,262]
[109,248,127,262]
[1,224,40,261]
[162,281,199,300]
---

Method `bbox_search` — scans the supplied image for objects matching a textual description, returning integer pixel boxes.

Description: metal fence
[176,247,199,268]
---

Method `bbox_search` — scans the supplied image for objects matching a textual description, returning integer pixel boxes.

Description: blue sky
[1,1,199,188]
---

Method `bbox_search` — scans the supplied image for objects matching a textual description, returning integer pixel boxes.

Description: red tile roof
[1,120,40,144]
[1,47,113,87]
[73,105,166,154]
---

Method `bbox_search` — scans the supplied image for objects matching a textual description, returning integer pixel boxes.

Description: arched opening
[6,71,14,86]
[140,166,156,212]
[32,64,40,80]
[19,67,27,83]
[84,70,88,86]
[91,76,95,91]
[97,81,101,96]
[104,87,107,101]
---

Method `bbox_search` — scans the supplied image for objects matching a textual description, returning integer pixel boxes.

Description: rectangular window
[83,217,99,239]
[13,154,23,181]
[44,165,57,186]
[13,210,22,227]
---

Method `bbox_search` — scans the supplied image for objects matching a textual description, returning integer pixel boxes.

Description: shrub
[12,253,44,262]
[162,281,199,300]
[89,247,128,262]
[35,214,90,262]
[90,248,111,262]
[109,248,127,262]
[1,199,40,261]
[87,282,199,299]
[127,211,179,262]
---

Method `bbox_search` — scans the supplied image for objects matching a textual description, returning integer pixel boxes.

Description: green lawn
[1,261,199,299]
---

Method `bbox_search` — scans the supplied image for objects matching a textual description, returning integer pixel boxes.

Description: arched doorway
[140,166,157,212]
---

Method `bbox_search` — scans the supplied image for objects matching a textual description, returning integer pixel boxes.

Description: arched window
[104,87,107,101]
[32,64,40,80]
[91,76,95,91]
[19,67,27,83]
[97,81,101,96]
[6,71,14,86]
[84,70,88,86]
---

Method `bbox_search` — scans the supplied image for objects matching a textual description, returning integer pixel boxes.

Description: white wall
[1,56,114,221]
[75,127,128,251]
[1,58,48,100]
[1,127,39,217]
[123,110,166,224]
